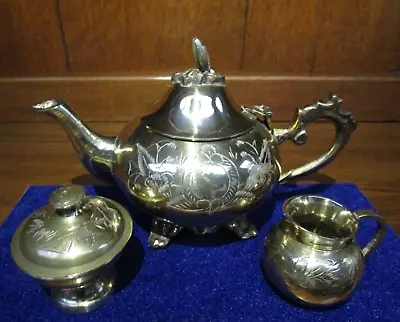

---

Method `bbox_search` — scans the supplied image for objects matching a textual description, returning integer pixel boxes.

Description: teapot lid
[11,185,132,281]
[142,38,254,141]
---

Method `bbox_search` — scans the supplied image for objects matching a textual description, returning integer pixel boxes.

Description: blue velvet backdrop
[0,183,399,321]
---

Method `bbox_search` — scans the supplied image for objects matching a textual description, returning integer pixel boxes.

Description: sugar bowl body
[11,186,133,313]
[263,195,386,307]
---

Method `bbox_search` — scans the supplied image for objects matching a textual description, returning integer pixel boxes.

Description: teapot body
[31,38,357,247]
[263,220,364,306]
[113,114,281,227]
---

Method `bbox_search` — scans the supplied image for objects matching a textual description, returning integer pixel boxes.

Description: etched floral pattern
[127,138,274,213]
[27,201,118,254]
[290,257,358,287]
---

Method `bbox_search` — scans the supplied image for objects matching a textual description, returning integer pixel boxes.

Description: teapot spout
[33,100,116,183]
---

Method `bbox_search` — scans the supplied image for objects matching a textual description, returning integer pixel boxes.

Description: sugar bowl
[263,195,386,307]
[11,185,133,313]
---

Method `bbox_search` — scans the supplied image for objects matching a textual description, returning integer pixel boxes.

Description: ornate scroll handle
[275,94,357,183]
[353,210,386,258]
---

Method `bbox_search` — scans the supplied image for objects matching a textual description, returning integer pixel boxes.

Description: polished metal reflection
[32,100,116,183]
[11,185,133,313]
[31,38,357,248]
[263,195,386,307]
[272,95,357,182]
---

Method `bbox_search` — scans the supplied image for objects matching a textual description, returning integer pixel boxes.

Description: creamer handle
[353,210,387,258]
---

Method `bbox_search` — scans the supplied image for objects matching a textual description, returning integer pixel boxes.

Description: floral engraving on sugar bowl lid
[11,185,132,280]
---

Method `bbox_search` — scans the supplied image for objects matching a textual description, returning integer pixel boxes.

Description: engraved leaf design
[292,257,343,286]
[76,226,97,247]
[33,228,58,242]
[235,191,256,198]
[259,139,270,163]
[128,138,273,213]
[136,143,155,176]
[28,213,59,242]
[155,141,177,163]
[28,218,45,233]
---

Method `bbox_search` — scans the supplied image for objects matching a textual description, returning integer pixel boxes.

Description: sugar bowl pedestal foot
[50,269,116,314]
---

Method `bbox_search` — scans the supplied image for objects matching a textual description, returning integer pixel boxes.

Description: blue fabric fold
[1,183,399,321]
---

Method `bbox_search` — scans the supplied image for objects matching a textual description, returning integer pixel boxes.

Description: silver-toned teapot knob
[171,37,225,86]
[192,37,212,72]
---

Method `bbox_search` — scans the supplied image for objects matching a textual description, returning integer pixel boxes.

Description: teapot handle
[353,210,387,258]
[274,94,357,183]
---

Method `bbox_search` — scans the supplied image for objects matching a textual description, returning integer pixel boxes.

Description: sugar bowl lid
[141,38,254,141]
[11,185,132,281]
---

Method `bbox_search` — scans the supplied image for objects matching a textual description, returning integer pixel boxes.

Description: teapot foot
[224,215,258,239]
[148,216,258,248]
[148,217,183,249]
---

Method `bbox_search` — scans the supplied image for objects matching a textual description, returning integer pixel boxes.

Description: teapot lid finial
[171,38,225,86]
[142,37,254,141]
[192,38,211,72]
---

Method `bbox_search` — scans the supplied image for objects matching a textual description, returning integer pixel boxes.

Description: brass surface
[263,195,386,307]
[11,185,133,313]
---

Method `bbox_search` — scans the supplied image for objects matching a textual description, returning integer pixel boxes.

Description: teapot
[32,38,356,248]
[262,195,386,307]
